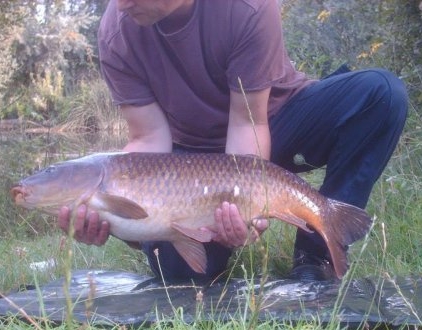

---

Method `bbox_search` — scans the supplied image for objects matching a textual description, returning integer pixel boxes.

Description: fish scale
[11,152,373,278]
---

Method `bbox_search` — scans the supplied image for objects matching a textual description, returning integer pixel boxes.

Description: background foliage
[0,0,420,123]
[282,0,422,107]
[0,0,108,122]
[0,2,421,327]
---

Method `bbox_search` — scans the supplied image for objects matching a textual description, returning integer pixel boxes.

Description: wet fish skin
[11,152,373,278]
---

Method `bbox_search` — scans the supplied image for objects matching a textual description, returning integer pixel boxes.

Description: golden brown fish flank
[11,152,373,278]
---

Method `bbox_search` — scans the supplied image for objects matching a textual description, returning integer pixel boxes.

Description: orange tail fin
[323,199,373,278]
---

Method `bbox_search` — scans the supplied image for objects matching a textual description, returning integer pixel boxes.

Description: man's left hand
[211,201,268,248]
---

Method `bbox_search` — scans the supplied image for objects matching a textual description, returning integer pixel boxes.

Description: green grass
[1,118,422,328]
[1,234,149,294]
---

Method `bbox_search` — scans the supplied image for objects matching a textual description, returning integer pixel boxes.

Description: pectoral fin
[270,211,313,233]
[95,192,148,219]
[172,239,207,274]
[171,222,214,243]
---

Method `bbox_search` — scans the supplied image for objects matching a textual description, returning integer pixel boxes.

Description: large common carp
[11,152,372,278]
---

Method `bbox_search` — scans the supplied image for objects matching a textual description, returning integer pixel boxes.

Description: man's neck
[157,0,195,34]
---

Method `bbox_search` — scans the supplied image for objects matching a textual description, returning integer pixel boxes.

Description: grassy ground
[1,57,421,330]
[1,115,421,329]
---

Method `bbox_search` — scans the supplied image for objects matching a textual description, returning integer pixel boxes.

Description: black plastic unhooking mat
[0,270,421,327]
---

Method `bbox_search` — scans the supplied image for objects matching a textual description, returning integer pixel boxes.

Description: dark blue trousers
[143,68,408,281]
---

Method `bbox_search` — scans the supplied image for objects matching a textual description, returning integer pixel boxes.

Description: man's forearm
[120,103,173,153]
[123,136,172,153]
[225,122,271,159]
[227,88,271,159]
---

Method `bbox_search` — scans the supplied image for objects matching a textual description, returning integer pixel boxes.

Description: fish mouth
[10,185,27,205]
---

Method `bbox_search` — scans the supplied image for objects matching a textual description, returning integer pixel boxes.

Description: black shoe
[288,250,336,282]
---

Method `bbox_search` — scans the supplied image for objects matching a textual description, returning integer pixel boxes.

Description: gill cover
[21,156,105,211]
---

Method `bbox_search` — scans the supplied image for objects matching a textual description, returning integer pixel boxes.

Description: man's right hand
[58,205,110,246]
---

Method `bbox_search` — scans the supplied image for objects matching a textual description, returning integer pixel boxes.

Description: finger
[58,206,71,233]
[96,220,110,245]
[227,203,249,246]
[245,219,269,244]
[251,219,269,235]
[84,211,101,245]
[214,205,229,246]
[72,204,88,240]
[220,202,240,246]
[89,213,110,246]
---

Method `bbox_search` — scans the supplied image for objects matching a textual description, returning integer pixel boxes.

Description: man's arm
[211,87,271,247]
[120,102,172,153]
[226,88,271,159]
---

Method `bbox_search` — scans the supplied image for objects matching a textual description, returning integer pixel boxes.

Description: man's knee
[358,68,408,127]
[363,69,407,102]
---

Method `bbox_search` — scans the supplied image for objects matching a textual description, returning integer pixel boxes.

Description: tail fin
[323,199,373,278]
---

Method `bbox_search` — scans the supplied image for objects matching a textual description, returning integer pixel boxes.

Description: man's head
[117,0,195,27]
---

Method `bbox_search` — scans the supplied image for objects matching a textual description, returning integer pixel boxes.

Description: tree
[0,0,102,120]
[281,0,422,114]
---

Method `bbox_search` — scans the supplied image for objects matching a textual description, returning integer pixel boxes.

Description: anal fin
[172,239,207,274]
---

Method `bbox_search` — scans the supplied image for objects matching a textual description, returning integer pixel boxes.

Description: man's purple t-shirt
[98,0,312,148]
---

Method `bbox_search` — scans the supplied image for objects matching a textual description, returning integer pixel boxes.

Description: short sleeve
[98,34,156,106]
[226,0,285,92]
